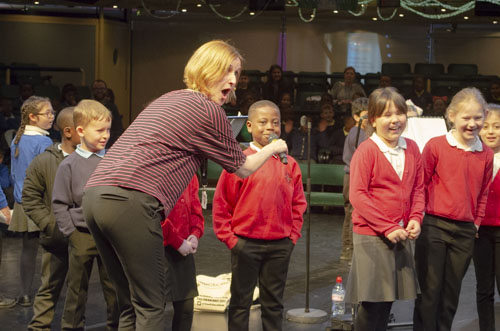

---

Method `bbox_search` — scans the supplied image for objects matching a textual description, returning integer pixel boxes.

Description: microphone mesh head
[268,133,279,143]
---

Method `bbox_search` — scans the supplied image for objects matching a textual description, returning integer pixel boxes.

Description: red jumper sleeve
[212,170,242,249]
[475,150,494,226]
[289,161,307,244]
[161,218,184,249]
[408,143,425,223]
[350,145,404,236]
[188,176,204,239]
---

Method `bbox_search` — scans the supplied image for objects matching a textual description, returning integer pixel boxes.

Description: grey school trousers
[83,186,167,331]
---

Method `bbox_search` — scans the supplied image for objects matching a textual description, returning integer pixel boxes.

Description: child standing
[340,97,369,261]
[22,107,80,330]
[10,95,54,306]
[346,87,425,331]
[413,87,493,331]
[161,175,204,331]
[474,103,500,331]
[213,100,306,331]
[52,100,119,330]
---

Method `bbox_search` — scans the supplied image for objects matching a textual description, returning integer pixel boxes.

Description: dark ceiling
[0,0,499,25]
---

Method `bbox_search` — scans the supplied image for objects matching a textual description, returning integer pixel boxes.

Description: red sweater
[423,136,493,226]
[480,169,500,227]
[212,148,307,249]
[161,175,204,249]
[350,138,425,237]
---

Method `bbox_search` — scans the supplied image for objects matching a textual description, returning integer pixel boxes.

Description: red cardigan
[212,148,307,249]
[482,169,500,227]
[422,136,493,226]
[161,175,204,249]
[350,138,425,237]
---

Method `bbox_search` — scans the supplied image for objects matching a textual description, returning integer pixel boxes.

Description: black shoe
[17,295,32,307]
[0,296,16,309]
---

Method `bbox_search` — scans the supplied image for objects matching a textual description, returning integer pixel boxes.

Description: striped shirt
[86,89,246,214]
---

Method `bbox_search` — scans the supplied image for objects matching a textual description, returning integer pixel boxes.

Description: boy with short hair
[340,97,369,262]
[212,100,307,331]
[52,100,119,330]
[22,107,80,330]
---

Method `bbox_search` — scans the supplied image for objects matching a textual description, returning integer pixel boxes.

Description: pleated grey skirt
[8,202,40,233]
[345,232,419,304]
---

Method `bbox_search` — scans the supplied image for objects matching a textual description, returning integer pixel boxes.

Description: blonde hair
[183,40,243,96]
[248,100,280,121]
[74,99,111,128]
[351,97,369,116]
[13,96,51,158]
[446,87,486,128]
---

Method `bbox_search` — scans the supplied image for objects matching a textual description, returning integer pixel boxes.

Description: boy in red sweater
[212,100,306,331]
[414,88,493,331]
[473,103,500,331]
[161,175,204,331]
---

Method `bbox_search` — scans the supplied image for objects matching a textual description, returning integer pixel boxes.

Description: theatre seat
[381,63,411,76]
[414,63,445,76]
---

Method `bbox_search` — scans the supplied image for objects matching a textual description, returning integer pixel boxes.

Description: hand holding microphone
[268,133,288,164]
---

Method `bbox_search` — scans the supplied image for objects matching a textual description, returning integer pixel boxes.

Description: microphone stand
[286,117,328,324]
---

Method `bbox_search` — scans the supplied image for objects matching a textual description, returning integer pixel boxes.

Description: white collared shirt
[494,152,500,179]
[249,142,279,161]
[445,130,483,152]
[370,133,407,180]
[57,144,70,157]
[23,125,49,136]
[75,144,105,159]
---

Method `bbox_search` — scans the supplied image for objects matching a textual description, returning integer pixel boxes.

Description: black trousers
[473,225,500,331]
[413,214,476,331]
[83,186,167,331]
[228,236,294,331]
[355,301,393,331]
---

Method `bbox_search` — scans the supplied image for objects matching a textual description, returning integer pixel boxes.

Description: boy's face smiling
[77,118,111,153]
[247,106,281,149]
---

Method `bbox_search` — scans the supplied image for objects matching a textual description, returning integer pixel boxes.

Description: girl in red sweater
[473,103,500,331]
[414,88,493,331]
[346,87,425,331]
[161,175,204,331]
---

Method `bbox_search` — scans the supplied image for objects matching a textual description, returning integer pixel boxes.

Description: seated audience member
[487,80,500,105]
[379,74,392,88]
[262,64,293,105]
[316,103,344,164]
[235,71,261,108]
[320,93,334,107]
[287,116,319,163]
[343,116,356,135]
[91,80,123,147]
[330,66,366,115]
[13,82,35,116]
[406,75,432,114]
[429,96,448,117]
[60,84,78,110]
[279,92,295,141]
[236,89,261,143]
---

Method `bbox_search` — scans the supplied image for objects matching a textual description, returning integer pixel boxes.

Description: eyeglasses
[37,111,56,118]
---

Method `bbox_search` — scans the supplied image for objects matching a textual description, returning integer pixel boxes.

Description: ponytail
[13,96,50,158]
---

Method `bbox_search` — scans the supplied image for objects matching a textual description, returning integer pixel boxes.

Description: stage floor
[0,209,498,330]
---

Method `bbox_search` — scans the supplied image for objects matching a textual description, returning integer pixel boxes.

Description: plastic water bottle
[331,276,345,316]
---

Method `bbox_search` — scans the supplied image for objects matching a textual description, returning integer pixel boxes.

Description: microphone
[268,133,288,164]
[360,114,368,120]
